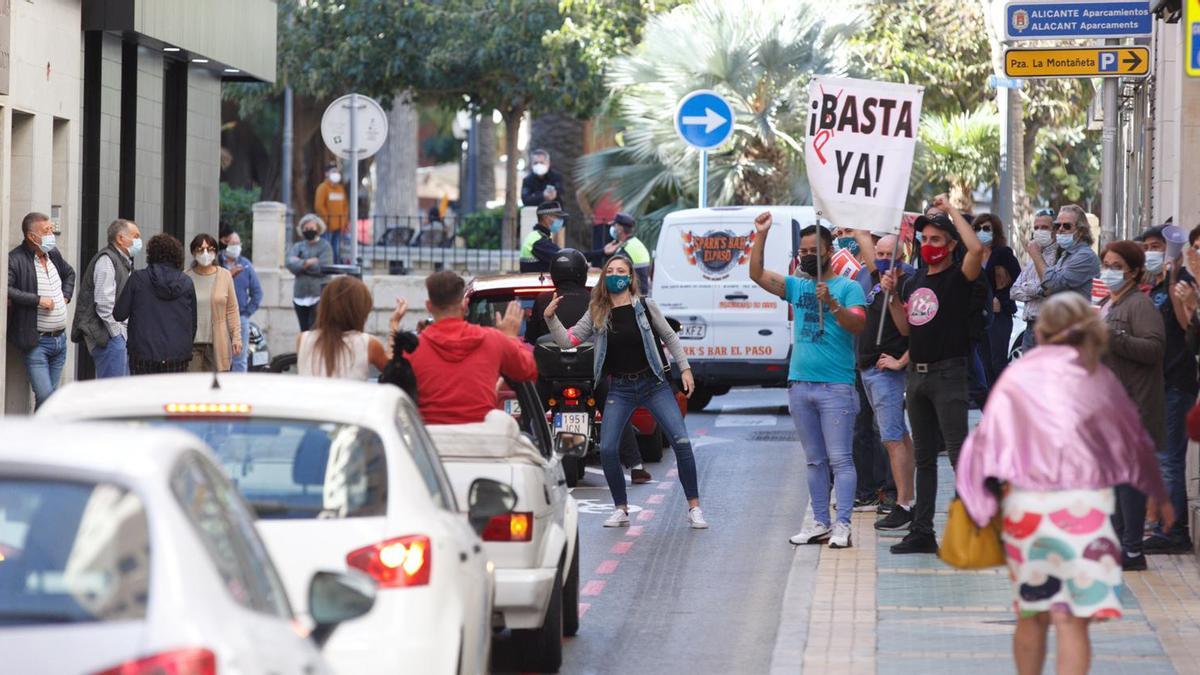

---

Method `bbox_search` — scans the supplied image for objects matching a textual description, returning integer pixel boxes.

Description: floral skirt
[1001,487,1123,619]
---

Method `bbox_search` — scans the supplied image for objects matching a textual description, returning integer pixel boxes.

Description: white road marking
[714,414,781,428]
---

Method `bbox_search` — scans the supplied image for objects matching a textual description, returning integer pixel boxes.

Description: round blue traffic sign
[674,89,734,151]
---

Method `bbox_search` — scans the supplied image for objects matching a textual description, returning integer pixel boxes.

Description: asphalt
[554,388,813,675]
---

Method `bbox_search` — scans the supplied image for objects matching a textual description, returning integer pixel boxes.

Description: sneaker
[1142,534,1192,555]
[1122,552,1148,571]
[853,494,880,512]
[874,506,914,531]
[890,530,938,554]
[877,494,897,515]
[789,523,831,545]
[829,522,852,548]
[631,468,652,484]
[688,507,709,529]
[604,509,630,528]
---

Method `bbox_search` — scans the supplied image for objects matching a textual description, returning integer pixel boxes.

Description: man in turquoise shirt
[750,211,866,549]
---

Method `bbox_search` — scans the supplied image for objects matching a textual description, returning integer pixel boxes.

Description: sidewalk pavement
[787,456,1200,674]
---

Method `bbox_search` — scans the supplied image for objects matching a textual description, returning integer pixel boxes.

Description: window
[467,293,536,336]
[169,453,291,619]
[141,418,388,520]
[0,478,150,625]
[396,399,456,510]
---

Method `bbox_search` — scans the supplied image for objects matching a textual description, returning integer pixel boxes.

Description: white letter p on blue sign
[1099,51,1118,72]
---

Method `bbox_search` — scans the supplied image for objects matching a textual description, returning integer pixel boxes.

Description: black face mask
[799,254,829,277]
[302,229,319,241]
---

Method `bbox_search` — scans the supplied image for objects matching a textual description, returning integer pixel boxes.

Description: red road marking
[581,580,606,596]
[595,559,620,574]
[696,428,708,436]
[637,509,656,522]
[646,493,665,505]
[627,526,644,537]
[578,602,590,618]
[658,481,675,490]
[610,541,633,554]
[667,468,679,478]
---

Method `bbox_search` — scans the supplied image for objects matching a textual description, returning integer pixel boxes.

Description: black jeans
[1113,484,1147,557]
[853,373,892,500]
[294,302,318,332]
[906,358,969,537]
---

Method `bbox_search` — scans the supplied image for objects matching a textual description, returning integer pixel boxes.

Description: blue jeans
[91,334,129,378]
[598,375,698,507]
[23,333,67,409]
[1157,386,1195,540]
[1021,323,1037,352]
[322,231,342,263]
[230,315,250,372]
[788,381,859,526]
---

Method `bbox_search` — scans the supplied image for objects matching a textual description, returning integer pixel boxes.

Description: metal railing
[347,215,518,274]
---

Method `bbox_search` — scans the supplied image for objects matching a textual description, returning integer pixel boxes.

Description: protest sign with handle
[804,77,924,234]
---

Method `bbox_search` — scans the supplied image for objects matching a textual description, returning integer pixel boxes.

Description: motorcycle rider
[528,249,651,483]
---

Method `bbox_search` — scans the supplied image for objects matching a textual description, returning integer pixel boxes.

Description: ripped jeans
[788,381,860,526]
[598,373,699,507]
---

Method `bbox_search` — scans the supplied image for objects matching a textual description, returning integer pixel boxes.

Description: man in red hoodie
[409,270,538,424]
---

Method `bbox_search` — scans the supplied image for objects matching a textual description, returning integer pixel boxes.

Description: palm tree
[577,0,860,219]
[913,106,1001,212]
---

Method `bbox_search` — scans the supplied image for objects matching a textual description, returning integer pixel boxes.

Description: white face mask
[328,172,342,184]
[1033,230,1053,248]
[196,251,216,267]
[1144,251,1164,275]
[225,244,242,260]
[531,163,549,176]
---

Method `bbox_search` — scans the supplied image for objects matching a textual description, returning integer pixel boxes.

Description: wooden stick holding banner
[815,218,824,336]
[876,242,901,346]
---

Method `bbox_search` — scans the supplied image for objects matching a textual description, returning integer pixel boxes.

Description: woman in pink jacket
[955,293,1170,675]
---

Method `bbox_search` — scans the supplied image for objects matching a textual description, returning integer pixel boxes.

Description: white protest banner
[804,76,924,234]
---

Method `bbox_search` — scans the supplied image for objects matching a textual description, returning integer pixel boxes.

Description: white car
[38,374,512,675]
[427,379,580,673]
[652,206,817,410]
[0,420,374,675]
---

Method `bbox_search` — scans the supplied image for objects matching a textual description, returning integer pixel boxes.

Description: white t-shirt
[298,330,371,380]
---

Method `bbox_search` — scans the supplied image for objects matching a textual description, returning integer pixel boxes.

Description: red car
[466,272,686,469]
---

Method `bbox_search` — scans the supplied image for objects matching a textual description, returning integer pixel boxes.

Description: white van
[651,206,827,410]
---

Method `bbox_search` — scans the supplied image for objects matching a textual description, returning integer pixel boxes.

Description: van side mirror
[467,478,517,535]
[554,431,588,459]
[308,571,376,648]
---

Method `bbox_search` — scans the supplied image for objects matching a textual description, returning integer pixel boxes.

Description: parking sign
[1098,51,1118,72]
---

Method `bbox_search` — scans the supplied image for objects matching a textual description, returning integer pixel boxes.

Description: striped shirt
[35,253,68,333]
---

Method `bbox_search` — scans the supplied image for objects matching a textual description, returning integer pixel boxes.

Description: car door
[650,216,716,361]
[171,452,325,675]
[702,209,796,364]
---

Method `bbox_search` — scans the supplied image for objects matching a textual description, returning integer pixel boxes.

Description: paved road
[557,387,811,675]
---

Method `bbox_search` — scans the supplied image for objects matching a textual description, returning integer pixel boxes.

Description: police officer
[605,213,651,292]
[520,201,566,273]
[527,249,652,483]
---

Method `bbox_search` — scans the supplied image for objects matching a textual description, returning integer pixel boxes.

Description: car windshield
[0,478,150,626]
[133,418,388,520]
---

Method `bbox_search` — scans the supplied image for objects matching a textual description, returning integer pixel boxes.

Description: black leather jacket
[7,243,76,351]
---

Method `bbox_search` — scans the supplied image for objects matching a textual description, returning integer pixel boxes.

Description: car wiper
[246,500,323,517]
[0,610,87,624]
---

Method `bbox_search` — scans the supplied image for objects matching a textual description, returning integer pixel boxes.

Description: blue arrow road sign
[674,90,734,150]
[1004,1,1152,41]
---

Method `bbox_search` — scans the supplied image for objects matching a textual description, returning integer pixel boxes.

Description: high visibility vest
[521,229,547,262]
[618,236,651,267]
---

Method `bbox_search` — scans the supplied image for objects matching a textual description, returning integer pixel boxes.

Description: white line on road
[714,414,781,428]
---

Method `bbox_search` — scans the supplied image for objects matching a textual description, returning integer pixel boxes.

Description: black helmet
[550,248,588,286]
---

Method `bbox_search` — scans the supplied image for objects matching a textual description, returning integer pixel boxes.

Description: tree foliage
[913,107,1000,211]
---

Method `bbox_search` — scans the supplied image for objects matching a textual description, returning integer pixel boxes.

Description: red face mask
[920,242,951,265]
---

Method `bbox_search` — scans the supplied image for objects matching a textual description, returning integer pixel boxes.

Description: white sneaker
[789,522,831,545]
[688,507,709,529]
[604,509,630,528]
[829,522,852,549]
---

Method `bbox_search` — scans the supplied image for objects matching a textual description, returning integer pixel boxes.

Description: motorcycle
[533,339,596,488]
[246,321,271,371]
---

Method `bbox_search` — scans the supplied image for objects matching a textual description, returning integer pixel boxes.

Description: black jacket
[114,263,197,363]
[526,282,591,346]
[521,168,566,207]
[7,244,76,351]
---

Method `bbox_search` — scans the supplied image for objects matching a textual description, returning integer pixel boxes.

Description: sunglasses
[194,246,216,253]
[1053,222,1076,232]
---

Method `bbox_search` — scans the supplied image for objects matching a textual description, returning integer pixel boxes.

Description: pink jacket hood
[956,345,1167,526]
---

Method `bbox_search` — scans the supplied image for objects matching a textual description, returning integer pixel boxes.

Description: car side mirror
[308,570,377,648]
[467,478,517,535]
[554,431,588,458]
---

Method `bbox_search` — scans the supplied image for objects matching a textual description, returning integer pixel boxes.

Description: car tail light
[93,648,216,675]
[561,386,580,399]
[346,535,432,588]
[481,512,533,542]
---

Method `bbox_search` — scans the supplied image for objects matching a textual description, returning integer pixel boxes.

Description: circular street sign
[321,94,389,161]
[674,89,735,151]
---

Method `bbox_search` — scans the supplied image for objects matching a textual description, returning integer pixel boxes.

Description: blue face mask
[915,231,923,243]
[1056,233,1075,248]
[875,258,891,274]
[128,237,143,256]
[609,225,618,241]
[550,218,564,234]
[37,233,57,254]
[836,237,860,255]
[977,231,993,246]
[605,274,631,294]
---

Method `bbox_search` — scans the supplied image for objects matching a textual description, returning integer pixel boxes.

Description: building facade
[1,0,276,412]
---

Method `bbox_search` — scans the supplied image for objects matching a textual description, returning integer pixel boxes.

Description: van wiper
[247,500,323,517]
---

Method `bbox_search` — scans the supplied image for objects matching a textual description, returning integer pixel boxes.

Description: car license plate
[554,412,590,435]
[504,399,522,417]
[251,351,269,367]
[679,323,706,339]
